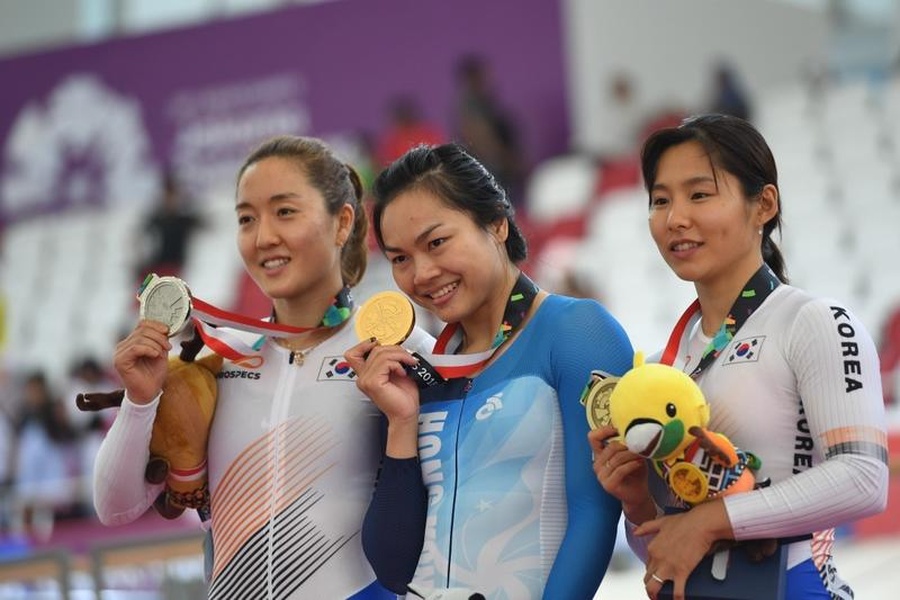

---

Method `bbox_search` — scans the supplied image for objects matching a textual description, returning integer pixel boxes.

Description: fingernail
[369,336,377,343]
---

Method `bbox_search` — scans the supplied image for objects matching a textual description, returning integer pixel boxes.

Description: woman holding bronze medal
[343,143,634,599]
[93,135,433,599]
[588,114,888,599]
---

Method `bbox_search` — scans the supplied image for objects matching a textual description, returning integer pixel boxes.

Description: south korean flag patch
[318,356,357,381]
[726,336,766,365]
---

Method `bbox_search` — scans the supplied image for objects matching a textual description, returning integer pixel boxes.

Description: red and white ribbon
[424,322,498,380]
[188,297,320,362]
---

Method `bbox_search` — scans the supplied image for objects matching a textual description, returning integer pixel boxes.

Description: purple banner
[0,0,567,223]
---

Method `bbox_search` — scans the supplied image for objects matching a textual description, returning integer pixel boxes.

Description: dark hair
[640,113,788,283]
[237,135,368,287]
[455,54,487,83]
[371,143,527,263]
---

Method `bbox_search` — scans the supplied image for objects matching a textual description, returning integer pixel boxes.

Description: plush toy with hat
[606,352,760,507]
[77,328,221,519]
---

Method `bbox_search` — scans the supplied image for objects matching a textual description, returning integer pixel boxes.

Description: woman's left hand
[344,337,422,458]
[588,427,657,524]
[634,500,732,600]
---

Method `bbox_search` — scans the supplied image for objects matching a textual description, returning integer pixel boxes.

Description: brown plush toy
[77,327,221,519]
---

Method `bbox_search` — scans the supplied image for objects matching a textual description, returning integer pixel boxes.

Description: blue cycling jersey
[365,295,633,599]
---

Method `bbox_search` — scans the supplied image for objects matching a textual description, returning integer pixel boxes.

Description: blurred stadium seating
[2,75,900,598]
[1,194,243,386]
[1,2,898,597]
[542,75,900,357]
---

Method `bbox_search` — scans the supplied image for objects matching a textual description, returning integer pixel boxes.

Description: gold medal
[581,372,619,430]
[668,461,709,505]
[355,290,415,345]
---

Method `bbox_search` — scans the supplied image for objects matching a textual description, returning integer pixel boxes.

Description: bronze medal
[355,290,415,345]
[581,372,619,430]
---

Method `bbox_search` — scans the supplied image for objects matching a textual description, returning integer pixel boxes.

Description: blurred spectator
[376,95,445,167]
[351,130,379,196]
[136,169,205,280]
[588,72,650,200]
[597,71,646,162]
[62,356,118,514]
[708,60,753,121]
[453,54,527,208]
[11,371,75,542]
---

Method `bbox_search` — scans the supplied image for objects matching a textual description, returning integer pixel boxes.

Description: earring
[758,228,764,236]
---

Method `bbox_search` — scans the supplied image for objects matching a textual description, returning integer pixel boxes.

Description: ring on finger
[650,573,665,584]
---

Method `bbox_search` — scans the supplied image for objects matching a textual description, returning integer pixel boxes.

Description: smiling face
[648,140,774,295]
[235,156,350,307]
[379,187,510,329]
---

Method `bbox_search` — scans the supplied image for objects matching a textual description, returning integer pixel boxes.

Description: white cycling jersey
[629,284,887,599]
[94,313,434,599]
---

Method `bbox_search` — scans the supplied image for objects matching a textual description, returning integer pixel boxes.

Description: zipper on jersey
[264,352,297,599]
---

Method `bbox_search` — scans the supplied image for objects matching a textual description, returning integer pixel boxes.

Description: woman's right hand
[113,320,172,405]
[344,338,421,458]
[588,425,657,524]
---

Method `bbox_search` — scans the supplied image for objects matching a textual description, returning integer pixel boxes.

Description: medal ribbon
[660,265,780,376]
[423,272,539,380]
[159,283,352,361]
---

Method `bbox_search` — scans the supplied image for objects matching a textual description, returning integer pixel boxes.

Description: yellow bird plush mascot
[606,352,760,507]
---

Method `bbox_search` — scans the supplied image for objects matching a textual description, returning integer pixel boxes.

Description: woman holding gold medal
[589,115,888,599]
[343,143,634,599]
[93,135,433,599]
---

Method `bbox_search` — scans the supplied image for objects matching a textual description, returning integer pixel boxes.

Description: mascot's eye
[666,403,677,417]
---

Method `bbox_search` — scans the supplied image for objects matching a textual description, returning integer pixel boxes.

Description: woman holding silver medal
[93,135,433,599]
[343,143,634,599]
[588,114,888,599]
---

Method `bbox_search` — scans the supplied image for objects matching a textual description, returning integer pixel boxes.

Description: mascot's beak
[624,421,663,458]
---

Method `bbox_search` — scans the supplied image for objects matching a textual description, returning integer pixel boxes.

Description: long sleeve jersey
[364,295,634,599]
[628,285,888,599]
[94,316,434,599]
